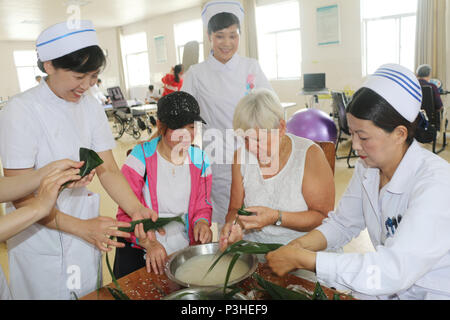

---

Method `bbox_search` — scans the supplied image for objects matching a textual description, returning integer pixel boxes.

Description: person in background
[145,85,160,104]
[113,91,212,278]
[416,64,443,112]
[161,64,184,97]
[416,64,444,130]
[182,0,272,229]
[266,64,450,300]
[35,75,42,84]
[0,159,93,300]
[90,78,109,105]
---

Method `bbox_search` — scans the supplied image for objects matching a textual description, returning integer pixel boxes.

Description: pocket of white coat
[8,249,63,300]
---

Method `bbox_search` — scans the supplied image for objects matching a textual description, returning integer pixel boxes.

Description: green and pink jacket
[117,136,212,248]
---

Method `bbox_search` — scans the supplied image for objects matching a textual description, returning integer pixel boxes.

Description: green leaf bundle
[118,216,184,233]
[237,204,252,216]
[61,147,104,188]
[78,147,104,177]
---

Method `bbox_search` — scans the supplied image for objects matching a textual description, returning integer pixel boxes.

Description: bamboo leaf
[206,240,282,276]
[222,286,243,300]
[253,274,311,300]
[78,147,104,177]
[62,147,104,188]
[118,216,184,233]
[237,204,252,216]
[223,253,241,295]
[312,282,328,300]
[105,237,130,300]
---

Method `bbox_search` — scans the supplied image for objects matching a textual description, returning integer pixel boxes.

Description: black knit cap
[157,91,206,129]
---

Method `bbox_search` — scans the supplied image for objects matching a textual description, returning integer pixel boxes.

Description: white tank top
[240,133,314,245]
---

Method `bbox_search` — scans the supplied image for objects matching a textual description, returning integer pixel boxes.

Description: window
[173,19,204,65]
[256,0,301,80]
[122,32,150,87]
[13,50,45,92]
[361,0,418,75]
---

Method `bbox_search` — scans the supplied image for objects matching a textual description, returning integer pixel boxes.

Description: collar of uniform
[40,78,80,106]
[385,140,422,194]
[207,51,240,71]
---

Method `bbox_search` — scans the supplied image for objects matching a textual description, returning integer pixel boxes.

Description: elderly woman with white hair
[219,88,335,250]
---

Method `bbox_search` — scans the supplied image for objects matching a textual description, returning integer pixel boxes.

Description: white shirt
[0,80,115,299]
[155,151,190,255]
[182,52,272,224]
[89,83,107,105]
[315,140,450,299]
[145,90,160,104]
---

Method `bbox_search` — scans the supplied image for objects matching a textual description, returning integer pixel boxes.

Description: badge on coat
[385,214,402,238]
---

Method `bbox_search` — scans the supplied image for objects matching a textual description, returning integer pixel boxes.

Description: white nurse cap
[201,0,245,27]
[362,63,422,122]
[36,20,99,62]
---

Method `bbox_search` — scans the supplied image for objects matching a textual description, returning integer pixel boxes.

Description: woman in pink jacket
[114,91,213,277]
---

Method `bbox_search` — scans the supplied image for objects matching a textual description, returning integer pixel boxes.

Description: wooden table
[81,263,352,300]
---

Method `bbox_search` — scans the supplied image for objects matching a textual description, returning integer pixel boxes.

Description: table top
[81,262,353,300]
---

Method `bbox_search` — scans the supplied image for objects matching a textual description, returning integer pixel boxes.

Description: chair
[331,91,358,168]
[315,141,335,175]
[420,86,447,154]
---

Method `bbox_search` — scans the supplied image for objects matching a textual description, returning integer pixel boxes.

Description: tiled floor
[1,129,449,288]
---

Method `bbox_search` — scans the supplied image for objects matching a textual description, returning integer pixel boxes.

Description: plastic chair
[315,141,335,175]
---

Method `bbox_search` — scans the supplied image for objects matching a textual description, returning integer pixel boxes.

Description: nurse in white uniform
[182,0,272,226]
[0,21,157,299]
[266,64,450,299]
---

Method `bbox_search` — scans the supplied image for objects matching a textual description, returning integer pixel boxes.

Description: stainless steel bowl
[163,287,249,300]
[165,242,258,288]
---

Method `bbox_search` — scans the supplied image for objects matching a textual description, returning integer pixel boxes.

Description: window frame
[173,19,204,65]
[362,11,416,76]
[121,32,150,88]
[13,50,45,92]
[255,0,302,81]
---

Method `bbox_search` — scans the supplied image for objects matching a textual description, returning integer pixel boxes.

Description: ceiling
[0,0,203,41]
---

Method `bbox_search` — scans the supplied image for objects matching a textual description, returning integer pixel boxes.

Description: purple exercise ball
[286,108,337,143]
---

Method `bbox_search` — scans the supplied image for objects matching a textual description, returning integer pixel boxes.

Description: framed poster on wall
[154,35,167,63]
[316,4,340,46]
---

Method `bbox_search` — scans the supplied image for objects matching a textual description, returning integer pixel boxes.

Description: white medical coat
[0,80,115,299]
[182,52,272,225]
[315,140,450,299]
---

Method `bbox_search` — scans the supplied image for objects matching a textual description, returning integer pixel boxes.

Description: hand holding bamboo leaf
[80,216,131,252]
[237,206,279,230]
[219,220,244,251]
[61,148,104,189]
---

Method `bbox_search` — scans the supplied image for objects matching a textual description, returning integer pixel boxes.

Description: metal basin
[165,242,257,288]
[163,287,249,300]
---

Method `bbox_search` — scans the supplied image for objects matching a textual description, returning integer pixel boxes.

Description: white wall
[97,28,124,91]
[0,41,36,101]
[271,0,363,118]
[120,6,203,101]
